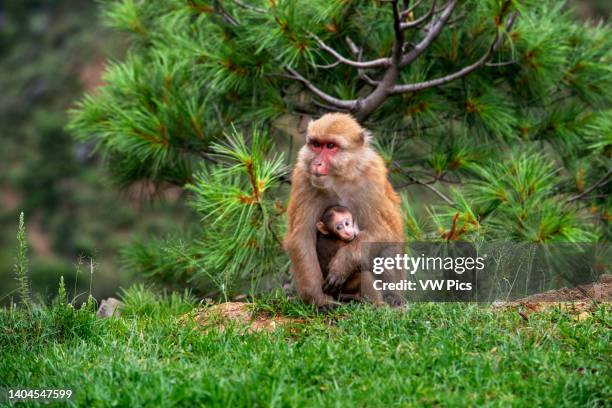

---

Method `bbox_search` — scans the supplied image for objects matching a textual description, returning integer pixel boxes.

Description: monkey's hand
[323,244,361,293]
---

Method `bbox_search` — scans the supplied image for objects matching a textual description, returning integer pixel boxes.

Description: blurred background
[0,0,194,305]
[0,0,609,305]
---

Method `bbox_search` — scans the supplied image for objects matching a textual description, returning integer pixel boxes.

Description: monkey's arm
[322,232,368,292]
[316,234,342,278]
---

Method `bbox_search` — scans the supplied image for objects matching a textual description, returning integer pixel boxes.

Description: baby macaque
[316,206,364,300]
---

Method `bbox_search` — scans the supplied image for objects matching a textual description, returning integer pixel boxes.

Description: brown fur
[316,233,346,279]
[284,113,405,308]
[316,213,375,303]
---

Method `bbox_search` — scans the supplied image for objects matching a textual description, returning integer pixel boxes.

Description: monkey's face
[332,214,358,242]
[316,209,359,241]
[303,113,370,189]
[306,138,338,188]
[303,135,364,189]
[308,139,337,175]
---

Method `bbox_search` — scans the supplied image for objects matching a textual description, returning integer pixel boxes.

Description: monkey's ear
[316,221,329,235]
[305,119,314,141]
[359,130,372,145]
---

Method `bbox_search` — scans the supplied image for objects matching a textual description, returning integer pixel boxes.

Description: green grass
[0,286,610,407]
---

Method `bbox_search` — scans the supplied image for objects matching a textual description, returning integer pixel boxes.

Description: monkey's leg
[335,273,360,302]
[323,239,366,293]
[292,264,335,308]
[340,272,360,292]
[287,234,336,309]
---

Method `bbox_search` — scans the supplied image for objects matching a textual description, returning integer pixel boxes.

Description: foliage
[13,212,31,310]
[120,284,197,317]
[0,282,100,353]
[3,216,99,347]
[1,289,611,406]
[122,129,289,297]
[68,0,612,296]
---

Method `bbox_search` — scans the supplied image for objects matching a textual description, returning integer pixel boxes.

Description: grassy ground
[0,286,610,407]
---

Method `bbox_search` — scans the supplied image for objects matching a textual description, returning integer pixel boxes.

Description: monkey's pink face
[308,140,339,177]
[334,215,358,242]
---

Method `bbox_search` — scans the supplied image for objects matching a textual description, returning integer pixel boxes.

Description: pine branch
[350,0,458,119]
[345,36,380,86]
[351,0,411,120]
[399,0,457,68]
[359,73,381,87]
[279,0,463,120]
[213,0,239,26]
[231,0,265,13]
[400,0,436,30]
[391,40,495,93]
[566,169,612,203]
[283,67,358,110]
[391,10,517,94]
[485,60,516,67]
[391,0,406,61]
[311,60,341,69]
[308,33,391,69]
[274,0,458,120]
[401,0,424,18]
[395,164,457,206]
[404,174,456,207]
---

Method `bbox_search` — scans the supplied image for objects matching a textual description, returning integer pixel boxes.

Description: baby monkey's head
[316,205,359,242]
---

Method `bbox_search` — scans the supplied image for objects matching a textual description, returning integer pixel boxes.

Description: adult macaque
[284,113,405,310]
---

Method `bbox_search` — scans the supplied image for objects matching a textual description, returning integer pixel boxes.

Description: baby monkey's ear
[316,221,329,235]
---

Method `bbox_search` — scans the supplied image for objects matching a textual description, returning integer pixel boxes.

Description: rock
[97,297,122,318]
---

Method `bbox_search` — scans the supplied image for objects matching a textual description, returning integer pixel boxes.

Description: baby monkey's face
[331,213,358,242]
[316,208,360,242]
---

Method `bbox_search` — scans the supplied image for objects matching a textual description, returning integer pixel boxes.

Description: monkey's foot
[336,293,361,302]
[316,300,342,314]
[322,273,348,293]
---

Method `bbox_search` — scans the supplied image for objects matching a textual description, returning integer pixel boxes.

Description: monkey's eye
[326,143,335,149]
[336,225,342,231]
[345,220,350,227]
[312,141,321,148]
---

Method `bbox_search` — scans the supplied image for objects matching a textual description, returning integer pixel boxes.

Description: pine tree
[68,0,611,297]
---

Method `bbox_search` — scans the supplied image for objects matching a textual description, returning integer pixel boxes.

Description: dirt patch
[492,274,611,319]
[185,276,611,330]
[185,302,306,334]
